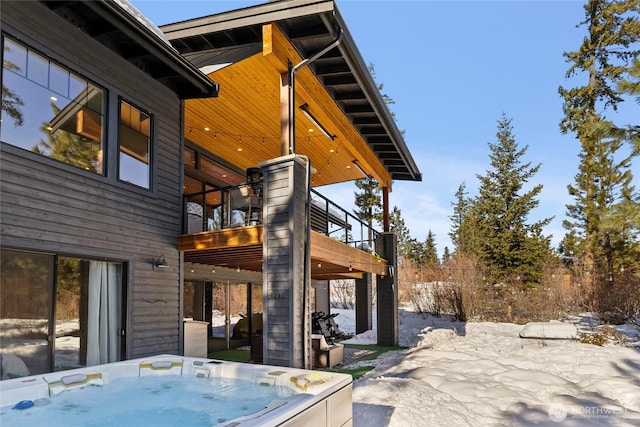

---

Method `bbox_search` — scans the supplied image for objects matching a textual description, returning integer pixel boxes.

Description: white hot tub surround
[0,355,353,427]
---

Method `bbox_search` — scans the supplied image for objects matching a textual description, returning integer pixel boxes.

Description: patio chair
[228,185,262,226]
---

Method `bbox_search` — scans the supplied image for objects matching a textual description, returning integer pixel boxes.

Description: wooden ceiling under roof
[162,0,421,188]
[185,24,388,188]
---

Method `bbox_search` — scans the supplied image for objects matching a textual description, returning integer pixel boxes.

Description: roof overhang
[161,0,421,183]
[40,0,219,99]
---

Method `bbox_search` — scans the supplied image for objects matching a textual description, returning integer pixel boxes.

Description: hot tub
[0,355,352,426]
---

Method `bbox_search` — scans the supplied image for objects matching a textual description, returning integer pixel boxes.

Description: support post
[204,282,213,338]
[376,233,398,346]
[382,186,390,232]
[260,155,311,368]
[313,280,330,315]
[280,71,291,156]
[355,273,372,334]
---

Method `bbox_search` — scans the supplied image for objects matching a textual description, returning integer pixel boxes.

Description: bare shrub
[580,326,627,346]
[55,288,79,320]
[589,269,640,323]
[212,282,252,315]
[330,279,355,309]
[445,284,466,322]
[407,282,442,314]
[402,254,590,323]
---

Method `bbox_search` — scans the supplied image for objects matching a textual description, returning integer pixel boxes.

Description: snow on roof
[113,0,172,46]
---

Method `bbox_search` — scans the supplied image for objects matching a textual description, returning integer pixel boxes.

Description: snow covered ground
[332,308,640,426]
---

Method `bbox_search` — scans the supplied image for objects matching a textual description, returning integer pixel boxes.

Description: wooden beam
[179,228,386,276]
[280,71,291,156]
[310,231,387,276]
[263,23,392,187]
[178,226,263,251]
[76,109,102,141]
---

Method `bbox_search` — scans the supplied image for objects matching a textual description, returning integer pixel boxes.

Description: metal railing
[183,184,379,253]
[309,189,378,252]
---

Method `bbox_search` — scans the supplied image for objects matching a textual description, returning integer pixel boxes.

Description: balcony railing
[183,184,378,253]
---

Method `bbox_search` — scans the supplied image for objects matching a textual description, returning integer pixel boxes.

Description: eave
[40,0,219,99]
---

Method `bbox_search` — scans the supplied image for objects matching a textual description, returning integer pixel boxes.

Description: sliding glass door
[0,250,52,377]
[0,249,125,379]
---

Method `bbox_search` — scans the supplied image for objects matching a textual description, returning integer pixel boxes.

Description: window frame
[117,97,154,190]
[1,30,159,196]
[0,246,128,375]
[1,32,107,176]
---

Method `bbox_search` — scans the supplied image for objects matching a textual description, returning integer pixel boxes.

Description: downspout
[286,29,343,369]
[288,30,343,154]
[303,155,312,369]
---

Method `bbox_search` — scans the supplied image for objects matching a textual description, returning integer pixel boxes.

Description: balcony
[179,184,386,279]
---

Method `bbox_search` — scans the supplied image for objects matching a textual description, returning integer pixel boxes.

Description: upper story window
[1,35,105,174]
[118,100,152,189]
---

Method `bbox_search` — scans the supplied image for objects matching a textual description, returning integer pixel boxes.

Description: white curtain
[87,261,121,366]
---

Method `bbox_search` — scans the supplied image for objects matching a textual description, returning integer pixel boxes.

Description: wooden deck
[178,225,386,279]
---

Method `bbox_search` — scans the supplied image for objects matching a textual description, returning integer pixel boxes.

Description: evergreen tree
[405,237,426,266]
[2,45,24,127]
[423,230,440,267]
[449,183,468,249]
[600,194,640,279]
[389,206,412,260]
[618,57,640,151]
[558,0,640,284]
[471,114,553,287]
[441,246,451,264]
[562,124,636,281]
[449,182,481,255]
[35,103,101,172]
[353,177,383,230]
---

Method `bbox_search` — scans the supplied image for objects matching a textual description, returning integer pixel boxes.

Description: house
[0,0,421,376]
[165,0,421,368]
[0,0,218,377]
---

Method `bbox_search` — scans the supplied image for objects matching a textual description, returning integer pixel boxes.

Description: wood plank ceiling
[184,24,388,188]
[163,0,421,187]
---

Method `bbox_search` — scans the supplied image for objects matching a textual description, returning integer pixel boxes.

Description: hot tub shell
[0,355,352,427]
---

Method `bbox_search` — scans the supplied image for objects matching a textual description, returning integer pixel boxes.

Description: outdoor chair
[228,185,262,226]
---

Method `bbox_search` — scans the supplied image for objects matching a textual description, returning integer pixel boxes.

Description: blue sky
[131,0,639,255]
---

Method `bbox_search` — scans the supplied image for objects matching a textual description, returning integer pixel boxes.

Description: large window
[2,35,157,191]
[1,35,105,174]
[119,99,152,189]
[0,249,125,378]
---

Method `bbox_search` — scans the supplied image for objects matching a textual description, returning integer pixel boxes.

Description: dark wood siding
[261,156,309,367]
[1,1,185,358]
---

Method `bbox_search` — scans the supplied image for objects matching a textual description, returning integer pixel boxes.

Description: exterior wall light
[153,255,169,270]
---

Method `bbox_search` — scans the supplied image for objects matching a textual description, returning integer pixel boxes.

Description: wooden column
[280,71,291,156]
